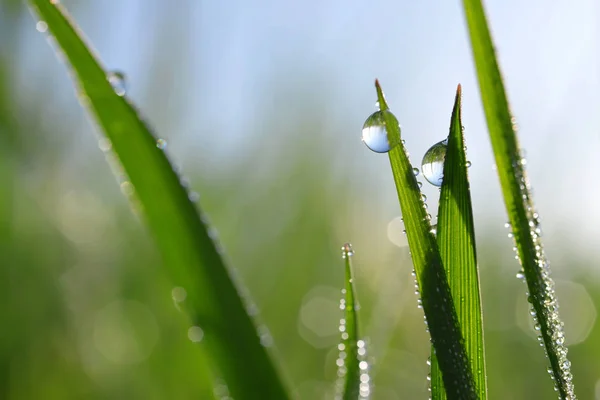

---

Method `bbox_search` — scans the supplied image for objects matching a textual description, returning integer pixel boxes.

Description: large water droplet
[107,71,127,96]
[421,140,447,187]
[361,110,400,153]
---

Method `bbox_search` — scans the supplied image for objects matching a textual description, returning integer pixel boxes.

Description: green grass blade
[337,243,369,400]
[28,1,290,398]
[430,86,487,400]
[462,1,575,398]
[374,80,477,399]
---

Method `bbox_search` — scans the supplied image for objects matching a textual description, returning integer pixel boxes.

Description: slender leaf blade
[28,1,290,398]
[462,1,575,398]
[337,243,368,400]
[430,86,487,400]
[374,80,477,399]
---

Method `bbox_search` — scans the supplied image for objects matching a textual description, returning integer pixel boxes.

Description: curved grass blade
[462,1,575,398]
[336,243,369,400]
[430,86,487,400]
[27,1,290,398]
[374,80,477,399]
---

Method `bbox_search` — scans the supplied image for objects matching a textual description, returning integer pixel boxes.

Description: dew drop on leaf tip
[341,243,354,258]
[361,110,400,153]
[421,140,447,187]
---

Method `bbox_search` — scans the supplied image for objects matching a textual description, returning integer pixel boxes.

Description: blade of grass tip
[28,2,290,399]
[430,85,487,400]
[336,243,369,400]
[462,1,575,398]
[373,80,477,399]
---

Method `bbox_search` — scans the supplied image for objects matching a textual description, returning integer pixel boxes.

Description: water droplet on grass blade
[156,138,167,149]
[341,243,354,258]
[421,140,447,186]
[36,21,48,33]
[361,110,400,153]
[188,326,204,342]
[107,71,127,96]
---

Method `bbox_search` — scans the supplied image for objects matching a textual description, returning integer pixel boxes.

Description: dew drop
[171,286,187,303]
[361,110,400,153]
[107,71,127,96]
[413,167,420,176]
[36,21,48,33]
[341,243,355,258]
[421,140,447,187]
[156,138,167,149]
[466,161,472,168]
[430,224,437,236]
[188,326,204,342]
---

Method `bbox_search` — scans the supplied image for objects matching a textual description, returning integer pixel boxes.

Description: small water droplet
[341,243,355,258]
[36,21,48,33]
[516,271,525,279]
[188,191,200,202]
[361,110,400,153]
[413,167,420,176]
[421,140,447,187]
[156,138,167,149]
[98,138,112,152]
[466,161,472,168]
[430,224,437,236]
[171,286,187,303]
[107,71,127,96]
[188,326,204,342]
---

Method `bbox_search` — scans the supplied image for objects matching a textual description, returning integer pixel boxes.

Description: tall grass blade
[336,243,369,400]
[430,86,487,399]
[373,80,477,399]
[462,1,575,398]
[27,1,290,398]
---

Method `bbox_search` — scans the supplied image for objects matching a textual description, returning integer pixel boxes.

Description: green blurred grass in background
[1,0,599,399]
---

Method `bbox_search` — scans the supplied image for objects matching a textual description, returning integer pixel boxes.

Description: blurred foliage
[1,1,599,399]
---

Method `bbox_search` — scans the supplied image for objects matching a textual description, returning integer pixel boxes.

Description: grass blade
[28,1,290,398]
[337,243,369,400]
[462,1,575,397]
[373,80,477,399]
[430,86,487,399]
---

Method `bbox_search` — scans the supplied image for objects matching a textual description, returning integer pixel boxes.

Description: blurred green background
[1,0,599,399]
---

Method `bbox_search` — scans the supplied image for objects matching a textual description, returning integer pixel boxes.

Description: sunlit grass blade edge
[462,0,575,398]
[374,80,477,399]
[28,1,290,398]
[431,85,487,400]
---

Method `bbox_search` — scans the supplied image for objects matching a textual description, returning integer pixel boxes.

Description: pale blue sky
[20,0,600,260]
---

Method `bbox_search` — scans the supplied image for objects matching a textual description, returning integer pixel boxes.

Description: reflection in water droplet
[188,326,204,342]
[107,71,127,96]
[421,140,447,187]
[361,110,400,153]
[156,138,167,149]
